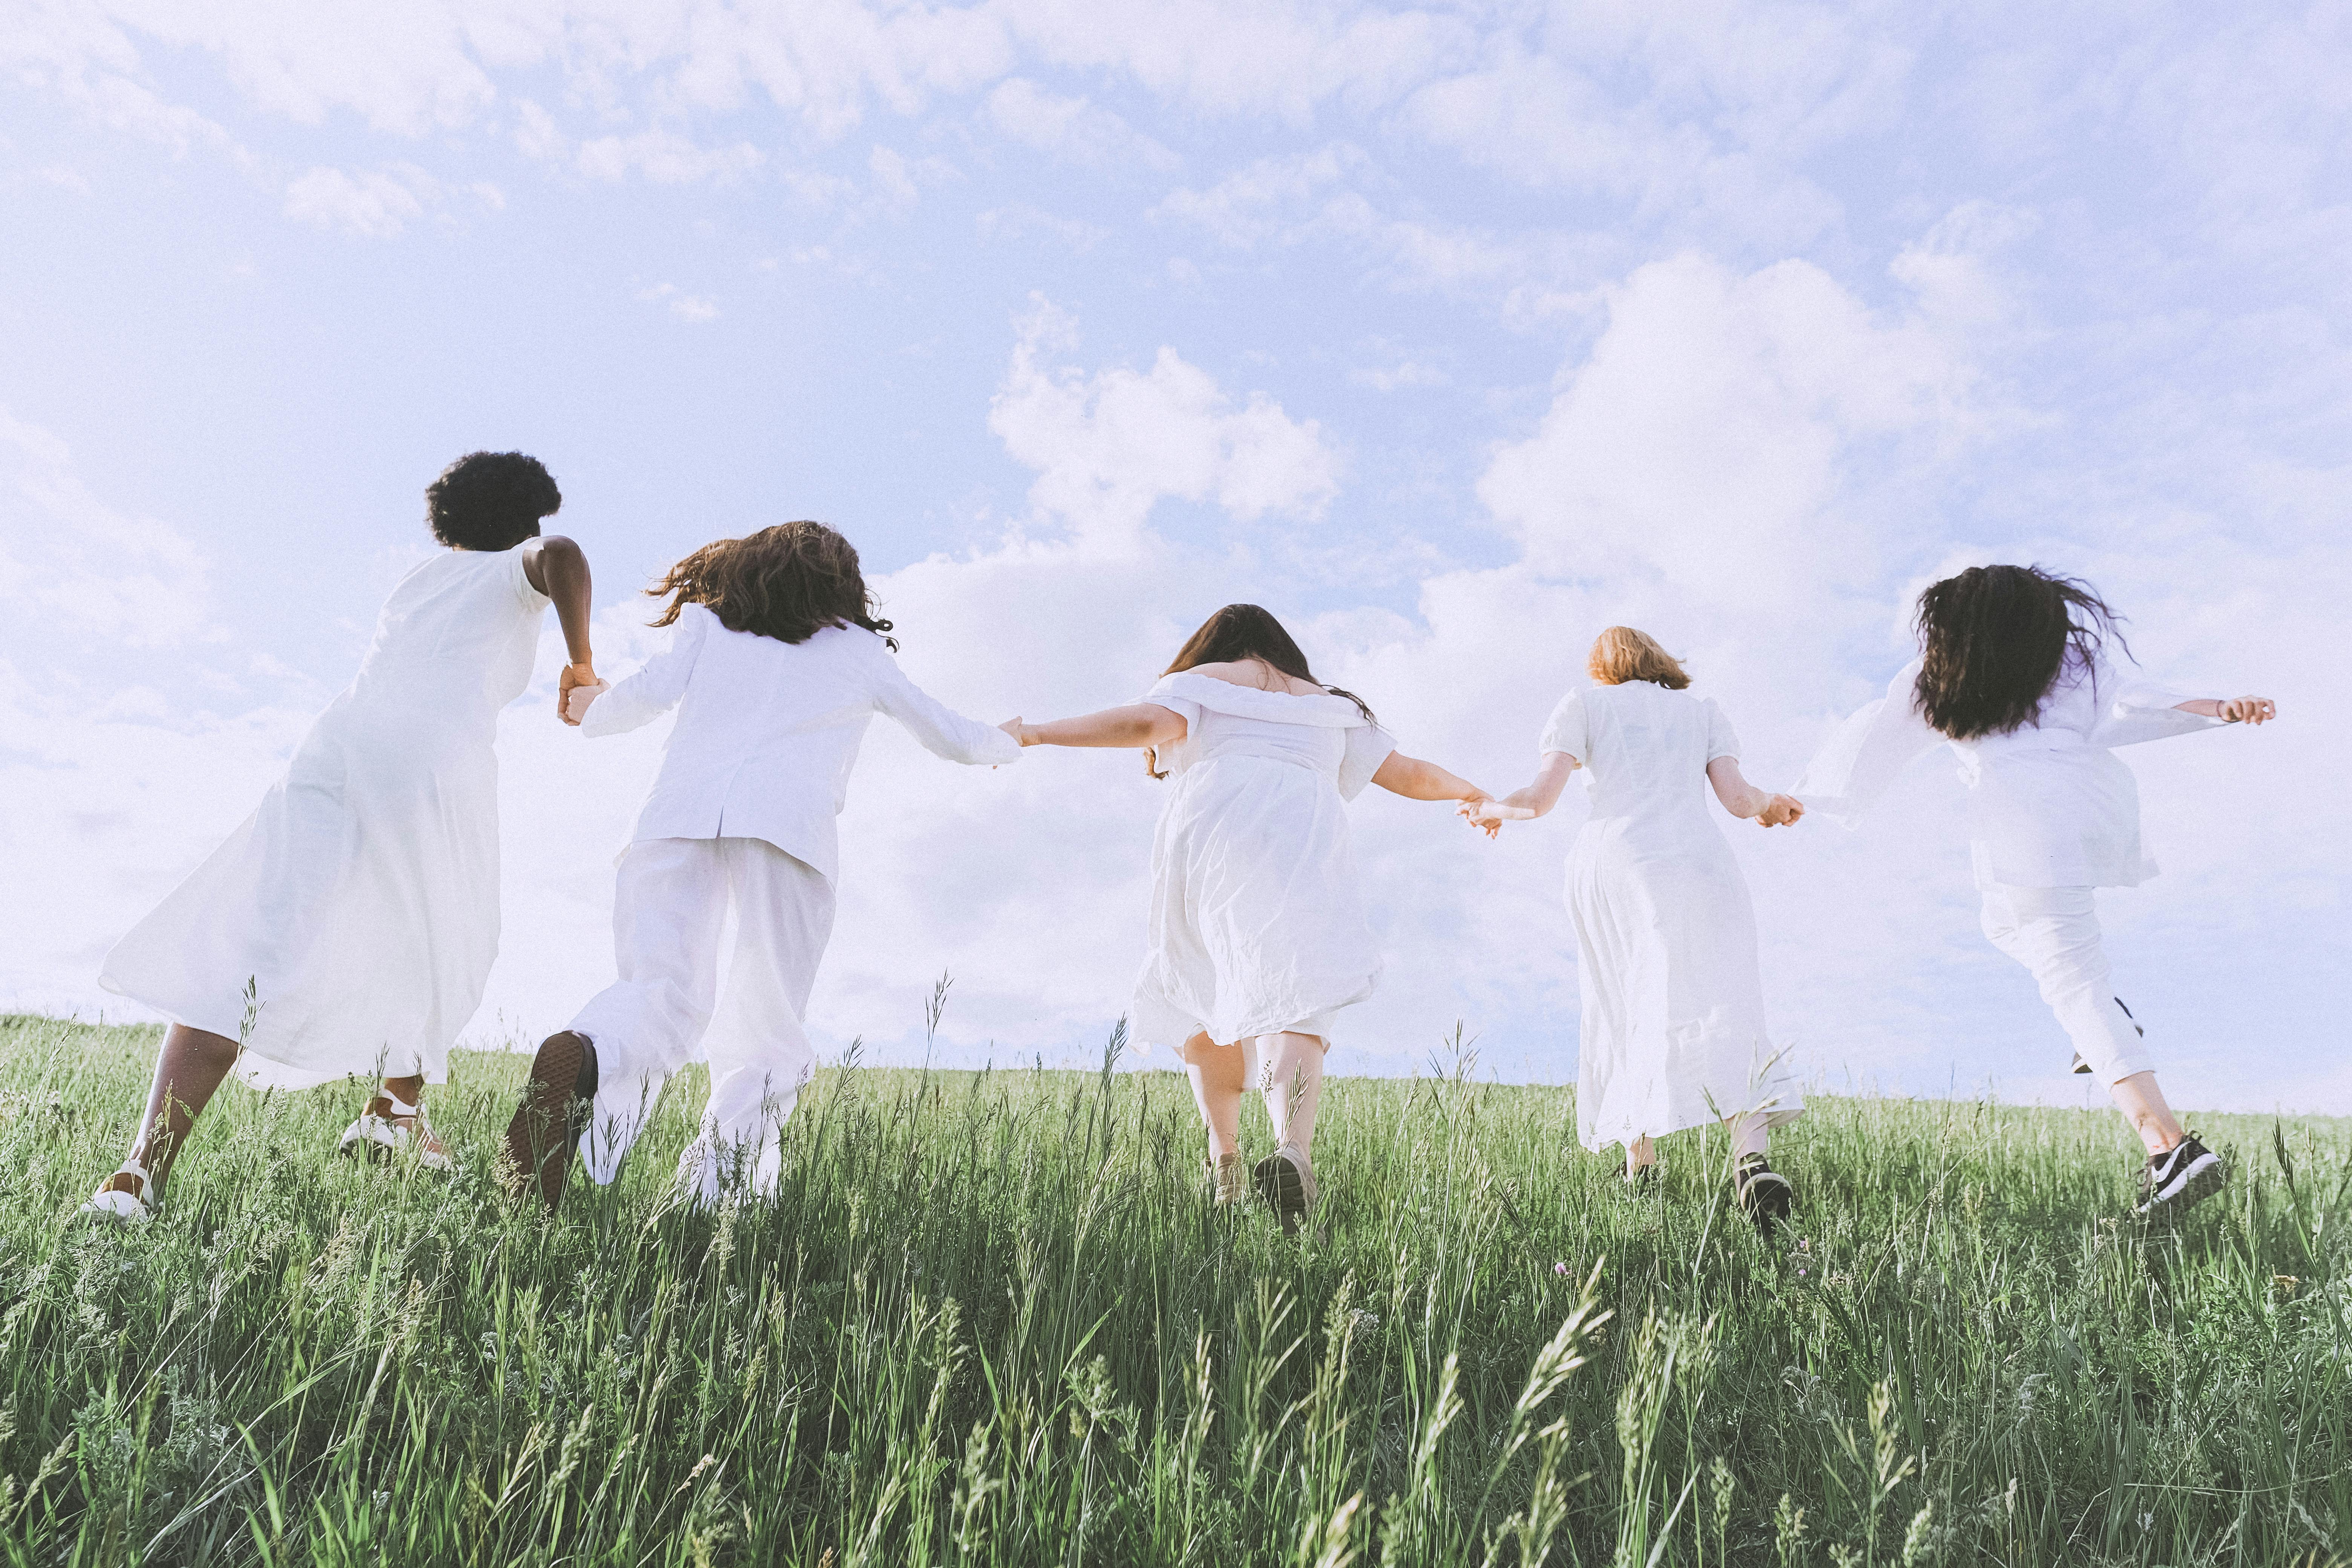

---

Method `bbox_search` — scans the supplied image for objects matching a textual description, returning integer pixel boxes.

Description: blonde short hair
[1588,625,1690,689]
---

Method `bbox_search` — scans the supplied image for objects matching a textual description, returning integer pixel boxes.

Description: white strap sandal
[83,1160,157,1222]
[338,1094,453,1172]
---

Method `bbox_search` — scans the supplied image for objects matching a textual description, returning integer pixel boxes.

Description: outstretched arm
[1370,751,1491,804]
[1706,756,1802,826]
[1460,751,1578,835]
[1003,704,1189,750]
[523,536,597,725]
[874,665,1021,765]
[2172,695,2276,724]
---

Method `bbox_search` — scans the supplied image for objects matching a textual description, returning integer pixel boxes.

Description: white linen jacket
[1795,649,2219,889]
[578,604,1017,881]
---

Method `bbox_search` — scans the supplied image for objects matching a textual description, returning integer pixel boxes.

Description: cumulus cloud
[283,163,438,237]
[984,78,1176,170]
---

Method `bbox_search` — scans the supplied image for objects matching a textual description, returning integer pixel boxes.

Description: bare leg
[124,1024,241,1191]
[2108,1071,2185,1156]
[1624,1135,1658,1179]
[1725,1113,1771,1163]
[1256,1031,1325,1156]
[1179,1032,1246,1159]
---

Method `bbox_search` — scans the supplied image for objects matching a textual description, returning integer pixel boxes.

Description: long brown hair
[1148,603,1372,778]
[1912,564,2124,739]
[648,521,896,649]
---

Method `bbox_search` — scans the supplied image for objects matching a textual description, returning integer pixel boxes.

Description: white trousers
[569,837,835,1200]
[1978,884,2152,1084]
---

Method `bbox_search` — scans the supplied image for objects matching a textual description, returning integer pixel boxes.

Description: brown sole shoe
[1252,1145,1317,1237]
[504,1032,598,1210]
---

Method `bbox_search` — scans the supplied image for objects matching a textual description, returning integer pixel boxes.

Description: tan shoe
[1207,1152,1247,1206]
[82,1161,157,1223]
[1253,1143,1318,1236]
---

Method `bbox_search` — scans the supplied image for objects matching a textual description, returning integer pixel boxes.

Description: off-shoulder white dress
[99,544,549,1087]
[1542,681,1802,1152]
[1129,672,1397,1050]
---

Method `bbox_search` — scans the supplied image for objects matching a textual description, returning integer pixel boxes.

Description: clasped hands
[1456,791,1804,837]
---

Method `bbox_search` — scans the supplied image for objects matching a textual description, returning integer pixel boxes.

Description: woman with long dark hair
[1797,565,2275,1214]
[504,521,1016,1211]
[1001,604,1494,1231]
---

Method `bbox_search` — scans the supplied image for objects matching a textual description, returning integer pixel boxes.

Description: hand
[2219,695,2275,725]
[998,717,1032,746]
[1458,797,1534,839]
[557,661,598,727]
[1755,793,1805,827]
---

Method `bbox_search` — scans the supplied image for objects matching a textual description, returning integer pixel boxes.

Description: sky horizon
[3,2,2346,1114]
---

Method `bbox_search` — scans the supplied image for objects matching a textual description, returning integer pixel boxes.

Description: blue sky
[3,2,2346,1112]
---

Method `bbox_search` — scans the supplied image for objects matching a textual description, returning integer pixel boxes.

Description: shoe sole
[1253,1152,1309,1236]
[2138,1151,2226,1217]
[1738,1171,1794,1233]
[504,1033,596,1210]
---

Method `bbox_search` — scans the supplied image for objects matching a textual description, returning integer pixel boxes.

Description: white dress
[1540,681,1802,1152]
[1795,649,2219,887]
[100,544,549,1087]
[1130,672,1397,1050]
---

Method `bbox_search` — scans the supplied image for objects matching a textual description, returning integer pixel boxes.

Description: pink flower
[1553,1261,1569,1275]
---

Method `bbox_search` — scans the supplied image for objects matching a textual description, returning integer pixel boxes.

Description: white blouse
[578,604,1018,881]
[1796,649,2219,888]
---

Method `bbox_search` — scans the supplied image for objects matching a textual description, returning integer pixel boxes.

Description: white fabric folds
[1128,672,1397,1051]
[99,543,550,1086]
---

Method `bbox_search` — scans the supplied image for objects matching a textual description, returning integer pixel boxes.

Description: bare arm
[1371,751,1491,804]
[1458,751,1579,836]
[523,535,597,725]
[1003,704,1189,749]
[2173,696,2276,724]
[1707,756,1803,826]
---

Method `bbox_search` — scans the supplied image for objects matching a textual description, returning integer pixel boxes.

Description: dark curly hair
[648,522,896,649]
[425,452,562,551]
[1913,564,2129,740]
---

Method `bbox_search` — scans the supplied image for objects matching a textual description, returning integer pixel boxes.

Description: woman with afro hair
[85,451,597,1220]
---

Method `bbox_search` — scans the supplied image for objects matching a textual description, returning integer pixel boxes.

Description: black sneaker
[2135,1133,2225,1216]
[2071,997,2147,1074]
[504,1031,599,1210]
[1735,1153,1793,1233]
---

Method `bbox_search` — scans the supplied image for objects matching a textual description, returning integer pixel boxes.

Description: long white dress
[99,544,549,1087]
[1130,672,1397,1050]
[1541,680,1803,1152]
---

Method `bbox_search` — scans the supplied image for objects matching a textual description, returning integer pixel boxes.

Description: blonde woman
[1466,627,1804,1227]
[1002,604,1495,1233]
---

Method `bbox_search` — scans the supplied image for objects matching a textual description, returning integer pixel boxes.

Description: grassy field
[1,1013,2347,1567]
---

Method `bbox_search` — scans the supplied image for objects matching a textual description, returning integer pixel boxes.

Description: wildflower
[1554,1261,1569,1276]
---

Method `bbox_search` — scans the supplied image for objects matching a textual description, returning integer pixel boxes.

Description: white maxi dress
[1129,672,1397,1051]
[100,544,550,1087]
[1541,681,1803,1152]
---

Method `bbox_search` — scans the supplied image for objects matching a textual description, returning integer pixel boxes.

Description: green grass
[1,1013,2347,1567]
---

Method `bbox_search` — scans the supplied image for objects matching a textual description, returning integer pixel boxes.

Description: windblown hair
[1587,626,1690,689]
[425,452,562,551]
[647,522,896,649]
[1912,564,2126,740]
[1148,603,1373,778]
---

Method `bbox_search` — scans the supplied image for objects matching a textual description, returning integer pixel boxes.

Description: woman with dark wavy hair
[504,522,1015,1211]
[86,452,594,1221]
[1000,604,1495,1233]
[1796,564,2275,1215]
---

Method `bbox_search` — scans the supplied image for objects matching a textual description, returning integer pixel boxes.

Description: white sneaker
[338,1094,453,1172]
[82,1161,156,1223]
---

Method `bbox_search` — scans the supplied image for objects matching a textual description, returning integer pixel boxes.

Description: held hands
[1755,793,1805,828]
[557,661,600,727]
[998,717,1034,747]
[2219,695,2276,725]
[1458,796,1537,839]
[561,674,609,726]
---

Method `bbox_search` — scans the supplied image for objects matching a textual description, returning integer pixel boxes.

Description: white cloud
[984,77,1176,170]
[988,297,1340,547]
[577,127,766,185]
[637,283,720,322]
[282,163,438,237]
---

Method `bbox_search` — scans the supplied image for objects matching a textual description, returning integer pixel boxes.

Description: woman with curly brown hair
[1796,564,2275,1215]
[505,521,1015,1211]
[86,451,595,1221]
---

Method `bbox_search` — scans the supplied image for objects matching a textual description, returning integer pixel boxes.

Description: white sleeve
[876,655,1020,765]
[578,605,708,737]
[2092,655,2227,748]
[1338,724,1398,801]
[1703,698,1741,763]
[1537,692,1588,761]
[1793,660,1943,827]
